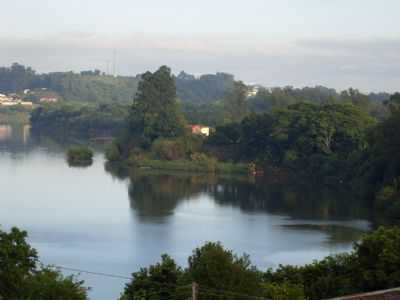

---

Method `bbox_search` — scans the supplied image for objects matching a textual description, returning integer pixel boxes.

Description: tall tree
[129,66,186,147]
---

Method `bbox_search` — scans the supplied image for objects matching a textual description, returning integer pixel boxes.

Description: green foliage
[26,268,88,300]
[223,81,248,123]
[30,103,130,137]
[262,282,305,300]
[129,158,248,174]
[187,242,263,298]
[121,255,182,300]
[0,227,38,298]
[181,102,225,127]
[105,141,123,162]
[129,66,187,147]
[151,138,187,161]
[354,94,400,219]
[0,227,88,300]
[207,102,374,181]
[120,227,400,300]
[265,227,400,300]
[354,226,400,290]
[0,63,140,103]
[67,146,93,166]
[176,71,234,104]
[247,86,388,119]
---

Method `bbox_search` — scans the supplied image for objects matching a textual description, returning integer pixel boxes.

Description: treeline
[206,102,375,180]
[176,71,235,104]
[0,63,140,103]
[0,63,392,110]
[206,94,400,218]
[30,103,130,137]
[2,226,400,300]
[0,63,237,104]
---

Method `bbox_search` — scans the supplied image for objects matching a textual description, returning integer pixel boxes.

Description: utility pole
[112,49,117,77]
[192,282,199,300]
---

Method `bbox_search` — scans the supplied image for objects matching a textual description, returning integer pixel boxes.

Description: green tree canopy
[129,66,187,147]
[0,227,88,300]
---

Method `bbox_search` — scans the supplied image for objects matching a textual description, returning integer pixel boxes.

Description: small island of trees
[67,146,94,167]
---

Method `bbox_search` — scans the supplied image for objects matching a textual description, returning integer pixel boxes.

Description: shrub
[151,138,186,161]
[190,152,218,172]
[105,141,122,162]
[262,282,305,300]
[67,146,93,166]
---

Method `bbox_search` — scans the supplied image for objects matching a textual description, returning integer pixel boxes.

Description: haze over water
[0,124,372,300]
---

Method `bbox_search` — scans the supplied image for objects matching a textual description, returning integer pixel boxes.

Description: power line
[52,265,269,299]
[54,265,131,280]
[53,265,192,289]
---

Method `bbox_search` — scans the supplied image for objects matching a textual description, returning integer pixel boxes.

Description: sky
[1,0,400,92]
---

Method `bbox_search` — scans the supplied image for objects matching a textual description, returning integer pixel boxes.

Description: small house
[190,125,210,137]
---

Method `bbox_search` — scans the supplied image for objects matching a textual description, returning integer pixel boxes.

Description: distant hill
[0,63,140,103]
[0,63,393,107]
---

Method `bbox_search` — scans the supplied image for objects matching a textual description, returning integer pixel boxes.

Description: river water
[0,124,372,300]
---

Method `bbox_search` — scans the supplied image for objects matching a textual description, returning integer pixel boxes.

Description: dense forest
[2,226,400,300]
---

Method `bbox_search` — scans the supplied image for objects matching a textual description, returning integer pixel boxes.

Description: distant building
[247,85,262,98]
[190,125,211,137]
[39,96,58,103]
[0,93,32,107]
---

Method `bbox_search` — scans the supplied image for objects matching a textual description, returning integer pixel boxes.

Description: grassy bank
[128,158,250,175]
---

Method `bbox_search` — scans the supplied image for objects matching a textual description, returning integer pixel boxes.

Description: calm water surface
[0,125,372,300]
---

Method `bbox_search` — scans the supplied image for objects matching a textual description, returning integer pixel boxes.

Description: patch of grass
[129,158,249,175]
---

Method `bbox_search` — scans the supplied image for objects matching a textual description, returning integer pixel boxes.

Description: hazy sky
[1,0,400,91]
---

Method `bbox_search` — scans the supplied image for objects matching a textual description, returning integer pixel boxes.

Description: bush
[190,152,218,172]
[105,141,122,162]
[151,138,186,161]
[262,282,305,300]
[67,146,93,166]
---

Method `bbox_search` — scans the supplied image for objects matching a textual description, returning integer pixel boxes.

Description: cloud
[0,34,399,92]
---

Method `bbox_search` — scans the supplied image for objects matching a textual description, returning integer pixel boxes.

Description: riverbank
[127,157,251,174]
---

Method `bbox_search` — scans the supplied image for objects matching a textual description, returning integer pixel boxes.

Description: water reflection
[0,124,375,300]
[104,165,371,243]
[0,124,12,141]
[0,124,32,150]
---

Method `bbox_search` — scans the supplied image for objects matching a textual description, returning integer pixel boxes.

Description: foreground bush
[0,227,88,300]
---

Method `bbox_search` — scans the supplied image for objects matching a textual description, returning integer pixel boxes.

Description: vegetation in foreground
[0,227,88,300]
[67,146,94,166]
[2,226,400,300]
[119,226,400,300]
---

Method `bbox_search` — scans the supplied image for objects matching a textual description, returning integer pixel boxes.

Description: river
[0,124,372,300]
